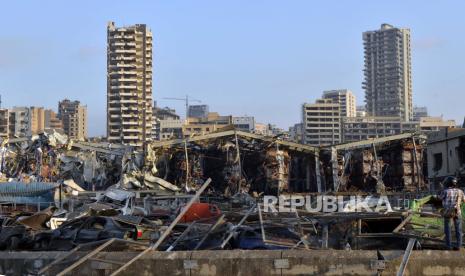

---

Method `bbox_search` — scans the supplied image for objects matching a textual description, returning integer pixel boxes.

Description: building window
[433,153,443,172]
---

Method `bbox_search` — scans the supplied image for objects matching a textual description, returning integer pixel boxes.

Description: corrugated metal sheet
[0,182,57,206]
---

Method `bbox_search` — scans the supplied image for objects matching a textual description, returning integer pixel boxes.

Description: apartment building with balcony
[107,21,153,150]
[363,24,413,121]
[302,99,341,146]
[58,99,87,140]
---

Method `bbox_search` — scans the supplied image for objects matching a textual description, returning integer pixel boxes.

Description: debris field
[0,129,458,275]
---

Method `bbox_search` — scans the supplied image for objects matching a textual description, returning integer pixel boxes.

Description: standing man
[441,177,465,250]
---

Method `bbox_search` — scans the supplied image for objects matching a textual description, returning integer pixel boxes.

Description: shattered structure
[326,133,427,193]
[149,130,320,195]
[0,128,454,276]
[0,130,130,191]
[0,130,428,197]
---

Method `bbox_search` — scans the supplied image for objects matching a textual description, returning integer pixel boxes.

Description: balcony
[114,49,136,54]
[122,121,139,125]
[122,128,141,133]
[123,135,139,140]
[110,85,137,89]
[121,113,138,118]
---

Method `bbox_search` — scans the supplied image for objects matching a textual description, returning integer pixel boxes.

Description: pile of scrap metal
[325,133,428,193]
[148,130,320,196]
[0,177,453,260]
[0,188,165,251]
[0,130,67,183]
[0,130,131,191]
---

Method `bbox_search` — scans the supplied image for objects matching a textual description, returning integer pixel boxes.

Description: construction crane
[162,95,201,122]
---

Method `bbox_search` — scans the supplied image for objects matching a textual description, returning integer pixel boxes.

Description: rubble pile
[0,130,129,190]
[0,130,456,274]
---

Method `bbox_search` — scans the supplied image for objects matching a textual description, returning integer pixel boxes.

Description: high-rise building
[58,99,87,140]
[363,24,413,121]
[302,99,341,146]
[107,21,153,150]
[322,89,356,117]
[188,105,209,119]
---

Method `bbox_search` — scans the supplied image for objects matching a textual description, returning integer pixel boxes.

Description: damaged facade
[427,128,465,189]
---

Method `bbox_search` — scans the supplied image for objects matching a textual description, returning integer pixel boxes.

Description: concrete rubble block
[128,251,192,276]
[190,250,281,276]
[381,250,465,275]
[281,250,379,276]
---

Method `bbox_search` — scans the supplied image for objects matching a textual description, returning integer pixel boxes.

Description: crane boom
[161,95,201,122]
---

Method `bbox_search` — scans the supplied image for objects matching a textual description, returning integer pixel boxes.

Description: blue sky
[1,1,464,136]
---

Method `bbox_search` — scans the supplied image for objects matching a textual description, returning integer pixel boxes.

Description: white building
[302,99,341,146]
[322,89,356,117]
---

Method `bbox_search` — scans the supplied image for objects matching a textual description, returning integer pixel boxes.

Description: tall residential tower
[363,24,413,121]
[107,21,153,150]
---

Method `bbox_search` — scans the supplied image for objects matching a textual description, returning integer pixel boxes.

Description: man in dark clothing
[440,177,465,250]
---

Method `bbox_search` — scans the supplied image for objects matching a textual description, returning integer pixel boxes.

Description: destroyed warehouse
[0,128,462,275]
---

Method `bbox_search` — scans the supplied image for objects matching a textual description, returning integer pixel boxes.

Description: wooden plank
[393,214,413,233]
